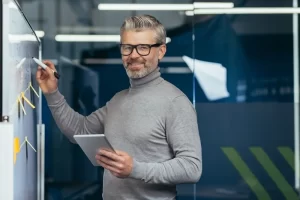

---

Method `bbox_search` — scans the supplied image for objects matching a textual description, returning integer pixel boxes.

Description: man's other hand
[96,149,133,178]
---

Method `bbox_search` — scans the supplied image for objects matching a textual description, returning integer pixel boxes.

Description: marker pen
[32,57,60,79]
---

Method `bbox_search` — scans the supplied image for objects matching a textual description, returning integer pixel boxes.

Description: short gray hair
[120,14,166,44]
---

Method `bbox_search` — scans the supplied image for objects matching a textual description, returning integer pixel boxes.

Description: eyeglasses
[119,43,162,56]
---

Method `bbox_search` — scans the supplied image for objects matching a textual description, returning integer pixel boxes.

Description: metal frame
[37,124,45,200]
[37,31,44,200]
[293,0,300,192]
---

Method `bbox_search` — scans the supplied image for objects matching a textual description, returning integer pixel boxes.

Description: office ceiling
[21,0,292,36]
[18,0,294,59]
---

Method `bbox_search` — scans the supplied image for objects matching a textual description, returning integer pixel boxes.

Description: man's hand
[36,60,58,94]
[96,149,133,178]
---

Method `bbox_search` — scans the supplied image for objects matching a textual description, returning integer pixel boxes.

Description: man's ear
[158,44,166,60]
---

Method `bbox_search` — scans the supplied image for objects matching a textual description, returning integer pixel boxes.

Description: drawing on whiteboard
[17,95,26,115]
[9,81,39,116]
[21,92,35,108]
[19,136,36,152]
[16,57,26,69]
[28,82,39,97]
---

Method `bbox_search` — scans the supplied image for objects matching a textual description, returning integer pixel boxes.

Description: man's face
[120,30,166,79]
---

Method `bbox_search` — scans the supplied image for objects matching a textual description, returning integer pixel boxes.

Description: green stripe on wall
[250,147,298,200]
[278,147,294,170]
[221,147,271,200]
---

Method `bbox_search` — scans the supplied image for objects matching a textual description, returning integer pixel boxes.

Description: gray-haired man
[36,14,202,200]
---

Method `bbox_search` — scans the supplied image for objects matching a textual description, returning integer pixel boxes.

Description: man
[36,14,202,200]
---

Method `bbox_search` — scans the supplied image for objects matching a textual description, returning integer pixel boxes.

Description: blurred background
[18,0,300,199]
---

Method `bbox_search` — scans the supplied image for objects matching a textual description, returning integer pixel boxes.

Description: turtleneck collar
[129,67,163,89]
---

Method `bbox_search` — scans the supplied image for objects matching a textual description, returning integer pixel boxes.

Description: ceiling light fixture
[55,34,171,43]
[35,31,45,38]
[193,7,300,15]
[98,2,234,11]
[193,2,234,9]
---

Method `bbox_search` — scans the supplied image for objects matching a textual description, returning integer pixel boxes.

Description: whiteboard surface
[1,0,41,199]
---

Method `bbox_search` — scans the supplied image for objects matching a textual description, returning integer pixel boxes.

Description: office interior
[17,0,300,199]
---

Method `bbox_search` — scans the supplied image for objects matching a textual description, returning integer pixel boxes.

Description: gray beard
[125,64,153,79]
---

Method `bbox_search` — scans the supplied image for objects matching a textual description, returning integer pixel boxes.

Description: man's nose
[130,48,140,58]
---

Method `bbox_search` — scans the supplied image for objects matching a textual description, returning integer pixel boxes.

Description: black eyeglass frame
[119,43,163,56]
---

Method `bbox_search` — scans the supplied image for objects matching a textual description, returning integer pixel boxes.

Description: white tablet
[73,134,115,166]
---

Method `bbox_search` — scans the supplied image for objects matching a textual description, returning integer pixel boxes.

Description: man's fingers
[40,69,49,80]
[97,155,124,169]
[115,150,126,156]
[35,60,56,79]
[97,159,121,174]
[44,66,54,78]
[36,68,42,80]
[99,149,124,162]
[36,68,48,81]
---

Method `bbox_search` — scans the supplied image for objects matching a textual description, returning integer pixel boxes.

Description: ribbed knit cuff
[128,159,146,181]
[43,88,64,106]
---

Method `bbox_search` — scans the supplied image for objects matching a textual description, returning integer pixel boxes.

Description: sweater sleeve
[129,95,202,184]
[44,89,107,143]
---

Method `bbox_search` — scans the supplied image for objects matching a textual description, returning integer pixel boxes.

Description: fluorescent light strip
[8,34,37,42]
[185,11,195,16]
[35,31,45,38]
[193,2,234,8]
[55,34,171,43]
[193,7,300,14]
[98,4,193,11]
[8,31,44,43]
[98,2,234,11]
[55,35,119,42]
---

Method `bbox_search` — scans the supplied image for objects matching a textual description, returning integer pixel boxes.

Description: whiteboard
[1,0,41,200]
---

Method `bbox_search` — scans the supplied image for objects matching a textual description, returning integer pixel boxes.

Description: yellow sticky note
[14,137,20,164]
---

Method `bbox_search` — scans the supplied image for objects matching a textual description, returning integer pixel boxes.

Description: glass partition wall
[191,3,300,200]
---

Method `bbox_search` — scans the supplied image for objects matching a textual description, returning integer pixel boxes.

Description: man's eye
[139,46,148,50]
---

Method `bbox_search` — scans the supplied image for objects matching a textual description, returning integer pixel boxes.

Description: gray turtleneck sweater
[44,67,202,200]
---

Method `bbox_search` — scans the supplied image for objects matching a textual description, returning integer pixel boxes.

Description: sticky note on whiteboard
[14,137,20,164]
